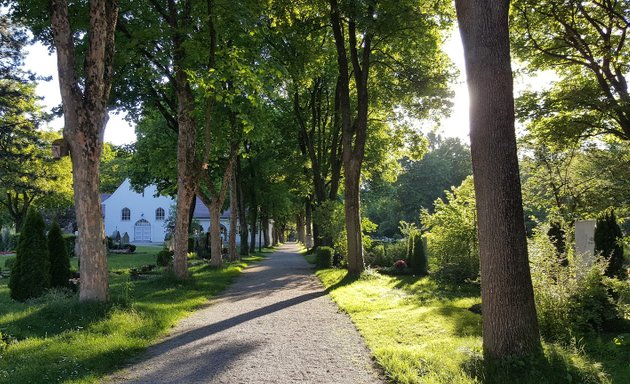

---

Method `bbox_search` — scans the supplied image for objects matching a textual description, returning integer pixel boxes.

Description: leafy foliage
[421,176,478,283]
[9,209,50,301]
[529,224,622,343]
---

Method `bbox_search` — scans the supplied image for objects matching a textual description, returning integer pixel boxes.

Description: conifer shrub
[408,233,428,275]
[48,221,71,288]
[595,211,625,279]
[316,246,334,269]
[9,209,50,301]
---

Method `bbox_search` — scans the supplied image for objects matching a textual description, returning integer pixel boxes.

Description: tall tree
[455,0,541,358]
[328,0,452,274]
[8,0,119,301]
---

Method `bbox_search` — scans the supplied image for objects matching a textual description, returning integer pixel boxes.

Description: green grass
[0,246,265,384]
[317,269,629,384]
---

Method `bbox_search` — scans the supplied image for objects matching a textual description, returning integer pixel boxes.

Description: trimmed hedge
[316,246,334,269]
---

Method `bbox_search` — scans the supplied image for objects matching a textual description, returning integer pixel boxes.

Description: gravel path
[108,242,383,384]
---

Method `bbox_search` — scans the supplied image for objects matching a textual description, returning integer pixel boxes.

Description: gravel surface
[107,242,383,384]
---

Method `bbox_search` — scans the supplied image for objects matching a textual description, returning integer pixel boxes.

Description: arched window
[155,207,165,221]
[121,207,131,221]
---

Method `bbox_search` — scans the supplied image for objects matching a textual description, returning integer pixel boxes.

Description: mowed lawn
[0,245,265,384]
[316,268,630,384]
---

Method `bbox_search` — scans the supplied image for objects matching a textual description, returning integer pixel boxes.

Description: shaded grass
[317,269,626,384]
[0,248,264,384]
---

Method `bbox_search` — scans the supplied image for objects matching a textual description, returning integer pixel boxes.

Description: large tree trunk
[343,161,363,274]
[228,171,238,261]
[51,0,117,301]
[455,0,541,358]
[172,76,198,279]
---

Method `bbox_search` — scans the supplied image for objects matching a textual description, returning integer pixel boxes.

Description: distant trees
[364,136,472,237]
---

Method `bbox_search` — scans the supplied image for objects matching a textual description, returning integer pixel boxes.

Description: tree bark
[228,170,238,261]
[249,206,258,253]
[296,211,306,244]
[50,0,117,301]
[262,215,270,247]
[305,200,313,248]
[236,157,249,256]
[455,0,541,358]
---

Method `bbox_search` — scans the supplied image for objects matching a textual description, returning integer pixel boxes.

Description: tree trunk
[50,0,118,301]
[172,75,198,279]
[262,216,270,247]
[305,200,313,248]
[249,206,258,253]
[296,212,306,244]
[455,0,541,358]
[344,161,364,274]
[236,158,249,256]
[209,198,222,266]
[228,171,238,261]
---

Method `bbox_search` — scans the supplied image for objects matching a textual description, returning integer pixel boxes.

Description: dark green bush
[4,257,16,270]
[408,233,428,275]
[188,236,195,252]
[156,249,174,267]
[9,209,50,301]
[125,244,137,253]
[595,211,625,279]
[48,221,71,288]
[63,234,76,258]
[365,244,395,267]
[316,246,334,269]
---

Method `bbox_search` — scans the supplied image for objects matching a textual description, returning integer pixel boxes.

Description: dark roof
[101,193,112,202]
[192,197,232,219]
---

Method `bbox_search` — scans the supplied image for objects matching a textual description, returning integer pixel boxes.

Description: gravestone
[122,232,130,246]
[575,220,596,269]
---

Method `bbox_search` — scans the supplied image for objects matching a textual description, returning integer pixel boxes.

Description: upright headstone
[575,220,596,268]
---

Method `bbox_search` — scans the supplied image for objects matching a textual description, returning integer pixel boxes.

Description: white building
[102,179,238,244]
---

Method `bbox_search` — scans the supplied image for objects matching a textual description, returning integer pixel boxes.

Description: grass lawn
[0,246,266,384]
[316,269,630,384]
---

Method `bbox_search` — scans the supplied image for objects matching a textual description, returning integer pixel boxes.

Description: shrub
[156,249,174,267]
[316,246,334,269]
[48,221,71,288]
[595,211,625,279]
[408,233,428,275]
[364,244,395,267]
[529,224,620,343]
[4,257,16,270]
[125,244,136,253]
[9,209,50,301]
[63,234,76,258]
[422,176,478,284]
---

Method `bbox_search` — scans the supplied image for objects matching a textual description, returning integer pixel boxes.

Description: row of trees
[5,0,628,364]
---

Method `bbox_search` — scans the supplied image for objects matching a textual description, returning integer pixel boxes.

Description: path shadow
[135,290,325,361]
[112,337,262,384]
